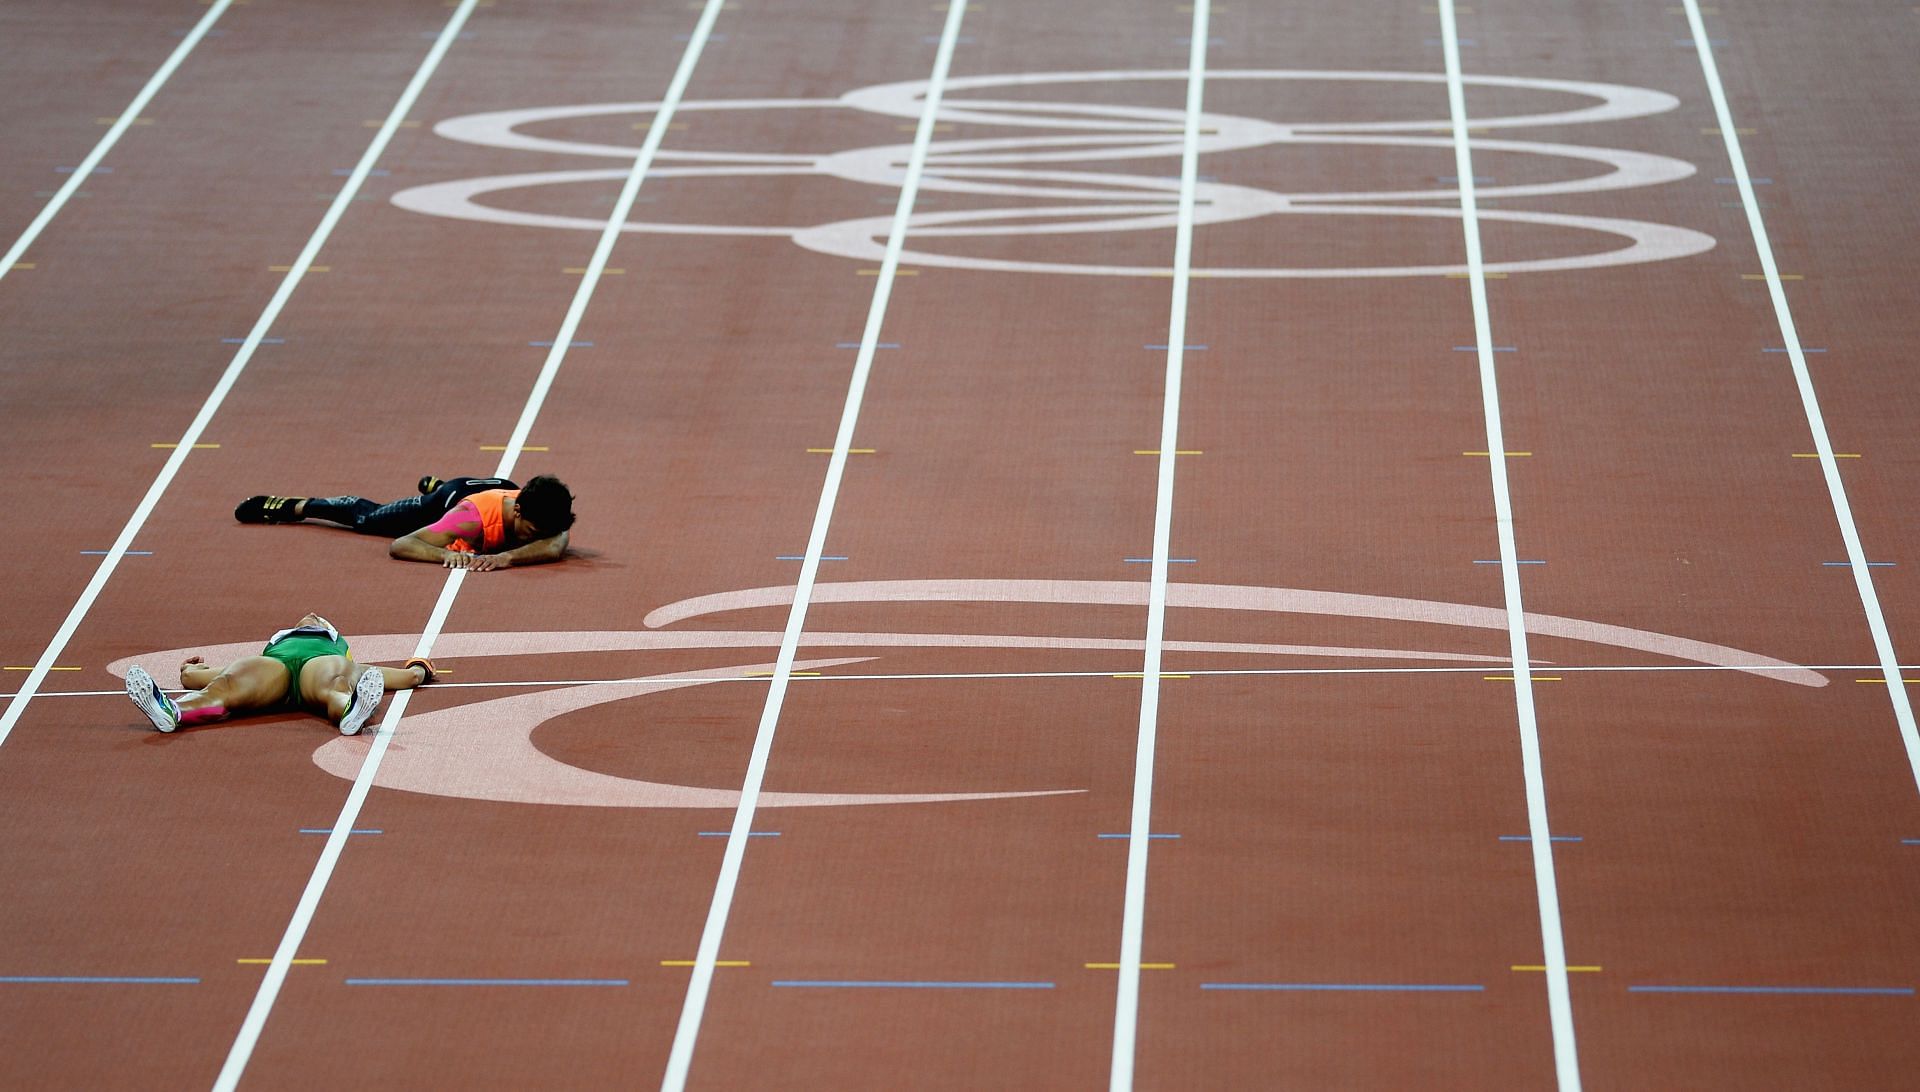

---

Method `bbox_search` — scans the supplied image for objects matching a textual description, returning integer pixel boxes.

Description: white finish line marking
[1438,1,1581,1088]
[1680,0,1920,794]
[209,0,724,1084]
[659,4,971,1088]
[0,1,236,286]
[1110,3,1208,1089]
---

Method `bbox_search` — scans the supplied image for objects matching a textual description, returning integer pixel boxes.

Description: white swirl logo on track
[393,69,1714,277]
[111,580,1817,812]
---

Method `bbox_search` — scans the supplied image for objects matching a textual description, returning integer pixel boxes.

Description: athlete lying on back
[234,474,575,571]
[124,613,438,735]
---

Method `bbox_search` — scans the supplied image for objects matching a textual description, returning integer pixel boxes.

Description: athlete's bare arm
[389,525,470,565]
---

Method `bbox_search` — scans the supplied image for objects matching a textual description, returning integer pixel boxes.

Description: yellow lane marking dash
[1086,963,1176,969]
[151,443,221,449]
[1856,678,1920,684]
[807,448,876,454]
[1511,964,1602,972]
[237,958,328,965]
[661,960,751,967]
[1792,453,1860,458]
[6,263,35,270]
[564,267,624,274]
[6,666,81,671]
[479,445,549,452]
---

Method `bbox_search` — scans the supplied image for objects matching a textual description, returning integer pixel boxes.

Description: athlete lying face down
[123,613,439,735]
[234,474,575,572]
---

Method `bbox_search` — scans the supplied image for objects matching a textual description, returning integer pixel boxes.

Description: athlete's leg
[301,658,387,735]
[179,656,293,721]
[129,656,292,731]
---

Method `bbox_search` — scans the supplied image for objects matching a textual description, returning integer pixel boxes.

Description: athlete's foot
[417,475,443,495]
[124,665,181,732]
[337,669,386,736]
[234,495,307,524]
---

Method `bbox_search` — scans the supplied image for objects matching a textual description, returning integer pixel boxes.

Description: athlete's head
[514,475,576,539]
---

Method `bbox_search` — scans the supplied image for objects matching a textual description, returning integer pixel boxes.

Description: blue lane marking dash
[298,828,382,835]
[772,980,1053,989]
[346,978,628,987]
[1499,835,1582,842]
[0,975,198,984]
[1629,984,1913,996]
[1902,838,1920,845]
[1203,982,1483,992]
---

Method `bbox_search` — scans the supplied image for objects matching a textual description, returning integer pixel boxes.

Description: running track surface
[3,0,1919,1088]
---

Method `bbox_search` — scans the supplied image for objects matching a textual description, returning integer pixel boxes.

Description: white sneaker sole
[338,668,386,736]
[124,665,178,732]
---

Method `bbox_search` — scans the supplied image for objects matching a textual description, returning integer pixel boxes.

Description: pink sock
[177,703,226,725]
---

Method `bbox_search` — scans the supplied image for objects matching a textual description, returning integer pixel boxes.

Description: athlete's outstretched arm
[389,527,464,565]
[372,662,433,691]
[179,655,227,689]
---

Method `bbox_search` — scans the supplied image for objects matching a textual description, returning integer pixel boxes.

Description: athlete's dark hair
[517,475,576,536]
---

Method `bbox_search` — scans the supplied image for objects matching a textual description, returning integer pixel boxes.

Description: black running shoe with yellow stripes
[234,495,305,524]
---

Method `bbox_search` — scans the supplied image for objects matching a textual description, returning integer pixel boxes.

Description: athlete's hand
[442,551,509,571]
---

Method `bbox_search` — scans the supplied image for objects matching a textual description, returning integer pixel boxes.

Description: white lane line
[0,0,234,284]
[658,5,970,1088]
[1437,2,1581,1089]
[1681,0,1920,794]
[212,1,731,1085]
[204,0,738,1083]
[1109,3,1208,1089]
[0,4,470,756]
